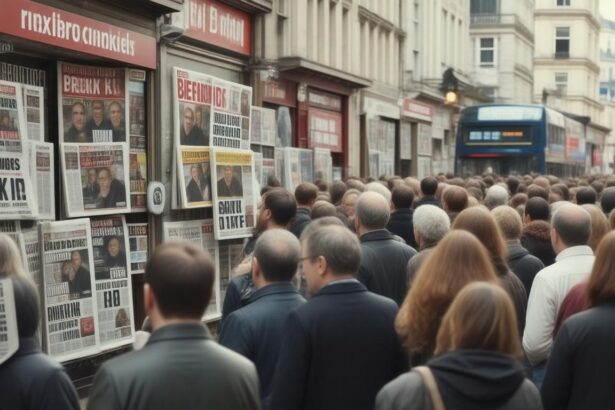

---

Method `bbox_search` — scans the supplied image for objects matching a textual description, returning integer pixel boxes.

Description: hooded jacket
[506,240,544,296]
[521,220,556,267]
[375,350,542,410]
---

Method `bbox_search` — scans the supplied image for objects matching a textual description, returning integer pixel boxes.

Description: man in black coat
[414,176,442,209]
[386,184,418,248]
[179,106,207,146]
[269,224,407,410]
[356,192,416,306]
[290,182,318,238]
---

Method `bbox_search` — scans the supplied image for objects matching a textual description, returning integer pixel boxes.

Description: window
[556,0,571,6]
[471,0,498,15]
[479,37,495,67]
[555,27,570,58]
[555,72,568,94]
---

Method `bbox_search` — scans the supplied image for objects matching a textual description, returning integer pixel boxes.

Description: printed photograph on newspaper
[211,77,251,150]
[177,146,212,208]
[211,148,256,240]
[128,71,147,211]
[127,223,148,275]
[173,67,212,147]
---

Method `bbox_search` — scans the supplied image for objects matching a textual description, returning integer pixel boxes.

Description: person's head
[310,200,338,219]
[252,229,300,286]
[106,237,122,258]
[524,196,550,224]
[587,231,615,308]
[435,282,522,358]
[492,205,523,241]
[87,168,97,185]
[420,176,438,196]
[396,230,498,353]
[484,185,509,210]
[365,182,392,203]
[0,110,9,127]
[70,250,82,270]
[506,176,520,195]
[108,101,122,128]
[534,176,551,189]
[295,182,319,208]
[91,100,105,124]
[256,188,297,232]
[0,233,26,277]
[526,184,549,201]
[144,242,214,328]
[391,185,414,210]
[576,186,597,205]
[329,181,347,205]
[62,260,76,281]
[223,165,233,185]
[194,106,203,126]
[71,102,86,130]
[509,193,528,209]
[551,183,570,202]
[581,204,610,252]
[341,189,361,218]
[345,178,365,192]
[183,106,194,134]
[442,185,468,214]
[354,191,390,235]
[10,275,41,339]
[600,187,615,215]
[97,167,113,196]
[412,205,450,248]
[550,203,592,253]
[190,165,199,181]
[300,224,361,295]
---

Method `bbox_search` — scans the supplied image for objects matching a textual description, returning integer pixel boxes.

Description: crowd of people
[3,171,615,409]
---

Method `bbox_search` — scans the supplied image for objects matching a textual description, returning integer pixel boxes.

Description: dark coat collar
[147,323,211,345]
[313,279,367,297]
[360,229,393,243]
[296,207,311,216]
[391,208,413,216]
[250,282,299,303]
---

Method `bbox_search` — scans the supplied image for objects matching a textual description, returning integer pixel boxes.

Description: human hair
[314,179,328,192]
[311,200,338,219]
[509,193,528,209]
[365,181,392,202]
[601,187,615,215]
[254,229,300,282]
[391,185,414,209]
[345,178,365,192]
[610,209,615,230]
[576,186,597,205]
[329,181,347,205]
[421,176,438,196]
[484,185,509,210]
[492,206,523,241]
[533,176,551,189]
[506,176,520,195]
[551,183,570,201]
[303,225,361,276]
[10,274,40,338]
[587,231,615,307]
[294,183,319,207]
[0,233,27,277]
[551,203,591,247]
[581,204,610,252]
[453,206,509,275]
[524,197,550,222]
[526,184,549,201]
[145,242,214,319]
[396,231,498,354]
[413,205,450,245]
[435,282,522,358]
[263,188,297,227]
[442,185,468,213]
[355,191,390,230]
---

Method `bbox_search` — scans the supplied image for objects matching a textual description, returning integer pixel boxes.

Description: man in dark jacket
[219,229,305,405]
[0,275,80,410]
[87,242,260,410]
[269,224,406,410]
[356,191,416,306]
[386,185,418,249]
[521,220,556,267]
[414,176,442,209]
[290,182,318,238]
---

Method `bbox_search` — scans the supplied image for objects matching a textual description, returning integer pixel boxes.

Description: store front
[400,98,435,178]
[360,92,400,178]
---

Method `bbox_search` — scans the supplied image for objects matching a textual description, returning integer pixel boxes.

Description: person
[386,185,418,248]
[186,164,210,202]
[108,101,126,142]
[95,167,126,209]
[217,165,243,197]
[104,236,126,269]
[340,188,361,219]
[0,110,15,131]
[485,185,510,210]
[355,191,417,306]
[600,186,615,215]
[82,168,100,207]
[290,182,318,238]
[87,242,260,410]
[219,229,305,405]
[542,230,615,410]
[523,203,594,385]
[377,282,542,410]
[67,250,92,298]
[441,185,468,223]
[581,203,610,251]
[492,205,544,296]
[406,205,450,285]
[396,230,500,366]
[329,180,347,205]
[0,275,80,410]
[414,176,442,209]
[0,233,28,277]
[575,186,597,205]
[269,224,406,410]
[523,196,550,224]
[64,102,89,142]
[180,106,207,146]
[86,100,113,142]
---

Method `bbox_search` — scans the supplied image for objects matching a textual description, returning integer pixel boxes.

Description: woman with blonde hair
[0,232,27,277]
[581,204,610,251]
[395,230,499,365]
[377,282,542,410]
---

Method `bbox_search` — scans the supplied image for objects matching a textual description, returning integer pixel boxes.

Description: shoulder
[507,379,542,408]
[376,372,427,410]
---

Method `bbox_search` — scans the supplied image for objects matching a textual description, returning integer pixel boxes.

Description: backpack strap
[414,366,446,410]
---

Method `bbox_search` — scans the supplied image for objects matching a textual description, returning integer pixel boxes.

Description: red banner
[401,99,434,122]
[308,108,343,153]
[0,0,157,69]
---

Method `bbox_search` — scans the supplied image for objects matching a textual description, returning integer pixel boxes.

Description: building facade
[599,16,615,172]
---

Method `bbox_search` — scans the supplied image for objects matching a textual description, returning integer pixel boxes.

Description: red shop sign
[174,0,252,56]
[0,0,157,69]
[401,98,433,122]
[308,108,343,152]
[261,79,296,107]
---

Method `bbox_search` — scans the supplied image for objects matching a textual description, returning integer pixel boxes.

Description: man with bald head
[355,191,416,305]
[523,203,594,386]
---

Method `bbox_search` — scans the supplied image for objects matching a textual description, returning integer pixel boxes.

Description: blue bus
[455,104,587,177]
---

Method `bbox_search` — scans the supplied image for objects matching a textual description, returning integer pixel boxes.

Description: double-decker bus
[455,104,587,177]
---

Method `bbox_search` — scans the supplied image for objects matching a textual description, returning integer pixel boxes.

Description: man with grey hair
[406,204,450,283]
[269,224,406,410]
[523,203,594,386]
[365,181,392,203]
[355,191,416,305]
[484,184,510,209]
[219,229,305,405]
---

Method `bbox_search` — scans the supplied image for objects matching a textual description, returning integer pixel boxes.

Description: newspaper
[21,224,42,291]
[0,278,19,365]
[250,106,276,147]
[282,147,314,192]
[369,150,381,178]
[128,71,147,211]
[0,80,38,219]
[211,148,256,240]
[275,147,285,188]
[211,77,252,149]
[253,152,263,188]
[41,219,99,362]
[299,149,314,184]
[61,143,130,217]
[163,219,221,321]
[177,146,213,208]
[29,141,55,220]
[0,220,22,251]
[22,85,44,141]
[127,223,148,275]
[173,67,213,147]
[219,242,245,307]
[313,148,332,183]
[263,156,276,188]
[90,216,134,349]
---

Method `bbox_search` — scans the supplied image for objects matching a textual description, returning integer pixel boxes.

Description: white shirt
[522,245,594,365]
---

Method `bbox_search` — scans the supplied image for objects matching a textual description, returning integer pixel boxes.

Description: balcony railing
[470,14,533,34]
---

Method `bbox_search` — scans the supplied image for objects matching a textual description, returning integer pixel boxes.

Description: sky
[601,0,615,20]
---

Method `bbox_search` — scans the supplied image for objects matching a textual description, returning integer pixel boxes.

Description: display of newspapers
[60,143,130,217]
[22,85,44,142]
[0,220,23,251]
[162,219,221,321]
[281,147,314,192]
[0,278,19,365]
[21,224,42,291]
[173,67,213,147]
[253,152,263,188]
[127,223,148,275]
[262,155,276,188]
[176,146,213,208]
[41,219,99,362]
[128,70,147,211]
[219,242,244,307]
[90,216,134,349]
[0,80,38,219]
[313,148,332,183]
[211,148,256,240]
[369,150,381,178]
[210,77,252,149]
[29,141,55,220]
[250,106,276,147]
[275,147,285,188]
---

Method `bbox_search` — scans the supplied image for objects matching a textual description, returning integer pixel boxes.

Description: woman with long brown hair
[452,206,528,335]
[395,230,499,365]
[581,204,610,252]
[377,282,541,410]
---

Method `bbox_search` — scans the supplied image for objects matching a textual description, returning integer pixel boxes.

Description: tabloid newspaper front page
[128,70,147,211]
[90,216,134,349]
[0,278,18,365]
[41,219,99,362]
[313,147,333,183]
[211,148,256,240]
[29,141,55,220]
[250,106,276,147]
[210,77,251,150]
[127,223,148,275]
[22,85,44,142]
[163,219,221,321]
[177,146,213,208]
